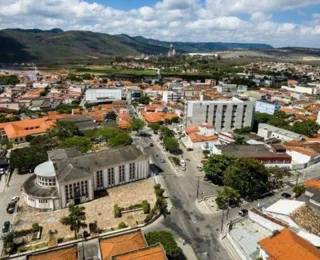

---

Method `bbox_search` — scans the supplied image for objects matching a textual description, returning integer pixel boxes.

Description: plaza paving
[13,178,157,243]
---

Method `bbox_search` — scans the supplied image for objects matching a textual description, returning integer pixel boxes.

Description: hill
[0,28,273,64]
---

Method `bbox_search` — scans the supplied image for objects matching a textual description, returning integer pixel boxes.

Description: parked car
[160,158,165,163]
[238,209,248,217]
[2,221,10,233]
[180,159,186,167]
[180,166,186,171]
[197,165,203,171]
[281,192,291,199]
[10,196,19,203]
[203,176,209,181]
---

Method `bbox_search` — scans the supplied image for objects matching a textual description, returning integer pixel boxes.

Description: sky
[1,0,320,47]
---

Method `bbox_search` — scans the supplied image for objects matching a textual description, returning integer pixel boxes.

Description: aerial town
[0,47,320,260]
[1,1,320,259]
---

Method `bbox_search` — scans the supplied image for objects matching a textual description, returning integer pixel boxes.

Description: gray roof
[54,146,147,183]
[216,144,291,159]
[59,116,97,131]
[258,123,302,140]
[48,147,80,161]
[34,161,55,177]
[23,175,58,198]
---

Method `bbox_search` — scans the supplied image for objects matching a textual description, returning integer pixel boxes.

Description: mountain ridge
[0,28,274,64]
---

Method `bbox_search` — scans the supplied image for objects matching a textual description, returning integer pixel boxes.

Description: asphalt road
[142,137,230,260]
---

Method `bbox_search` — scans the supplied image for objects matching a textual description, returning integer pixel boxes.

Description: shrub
[170,156,180,166]
[154,184,161,190]
[155,188,165,198]
[118,222,128,229]
[141,200,150,214]
[114,204,122,218]
[144,212,154,223]
[32,222,40,233]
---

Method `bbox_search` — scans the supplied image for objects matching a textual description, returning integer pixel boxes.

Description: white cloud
[0,0,319,47]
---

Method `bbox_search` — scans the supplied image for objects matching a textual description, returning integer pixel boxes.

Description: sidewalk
[176,238,198,260]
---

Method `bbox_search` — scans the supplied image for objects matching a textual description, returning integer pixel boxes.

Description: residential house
[257,123,303,142]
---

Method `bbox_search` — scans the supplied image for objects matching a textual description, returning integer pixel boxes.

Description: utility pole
[220,208,225,233]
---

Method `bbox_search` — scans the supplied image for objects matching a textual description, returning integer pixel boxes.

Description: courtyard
[13,178,157,244]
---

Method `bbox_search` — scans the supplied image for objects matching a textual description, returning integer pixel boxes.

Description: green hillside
[0,28,273,64]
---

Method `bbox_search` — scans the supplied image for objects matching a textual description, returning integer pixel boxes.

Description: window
[39,199,47,204]
[129,163,136,180]
[108,168,115,186]
[119,165,125,183]
[96,170,104,189]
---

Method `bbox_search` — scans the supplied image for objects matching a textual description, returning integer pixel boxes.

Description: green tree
[95,126,121,140]
[60,136,92,153]
[216,186,240,209]
[203,154,236,185]
[292,120,320,138]
[160,126,175,140]
[118,222,128,229]
[163,137,180,154]
[109,133,133,147]
[268,167,292,189]
[105,111,117,120]
[50,121,80,140]
[233,126,251,135]
[223,157,270,199]
[150,122,161,133]
[139,95,151,105]
[293,185,306,198]
[130,118,145,133]
[55,104,79,114]
[233,135,246,145]
[171,116,180,123]
[60,205,87,239]
[10,146,47,170]
[0,75,19,85]
[145,231,183,260]
[82,73,93,80]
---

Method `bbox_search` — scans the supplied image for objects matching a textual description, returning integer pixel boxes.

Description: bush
[154,184,161,190]
[144,212,154,223]
[170,156,180,166]
[32,222,41,233]
[114,204,122,218]
[155,188,165,198]
[141,200,150,214]
[145,231,183,260]
[118,222,128,229]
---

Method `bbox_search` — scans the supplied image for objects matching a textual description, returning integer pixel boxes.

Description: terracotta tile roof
[118,120,131,129]
[185,125,199,134]
[259,229,320,260]
[118,113,130,120]
[100,231,147,260]
[282,143,320,158]
[112,244,166,260]
[0,112,71,139]
[305,179,320,190]
[141,112,177,124]
[189,133,218,143]
[28,246,77,260]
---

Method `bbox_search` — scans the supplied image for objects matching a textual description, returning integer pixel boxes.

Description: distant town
[0,43,320,260]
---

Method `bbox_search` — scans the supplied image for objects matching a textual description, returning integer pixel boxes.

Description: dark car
[2,221,10,233]
[150,143,154,147]
[6,202,16,214]
[281,192,291,199]
[238,209,248,217]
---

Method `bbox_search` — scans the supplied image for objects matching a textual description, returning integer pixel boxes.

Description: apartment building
[184,97,254,132]
[85,88,122,102]
[255,100,282,115]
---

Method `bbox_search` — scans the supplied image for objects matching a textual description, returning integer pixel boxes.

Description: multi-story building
[22,145,149,210]
[85,88,122,102]
[255,100,282,115]
[184,97,254,132]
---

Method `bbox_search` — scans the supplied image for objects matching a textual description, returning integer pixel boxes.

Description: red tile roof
[259,229,320,260]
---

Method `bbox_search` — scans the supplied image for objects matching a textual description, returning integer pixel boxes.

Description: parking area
[13,178,157,243]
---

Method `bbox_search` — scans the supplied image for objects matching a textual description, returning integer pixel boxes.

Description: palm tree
[60,205,87,239]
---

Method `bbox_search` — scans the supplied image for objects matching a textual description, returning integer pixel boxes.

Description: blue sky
[1,0,320,47]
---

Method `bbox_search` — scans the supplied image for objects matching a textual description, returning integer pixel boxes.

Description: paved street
[0,170,31,252]
[140,129,320,260]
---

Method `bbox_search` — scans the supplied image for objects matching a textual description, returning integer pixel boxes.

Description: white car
[10,196,19,203]
[180,160,186,167]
